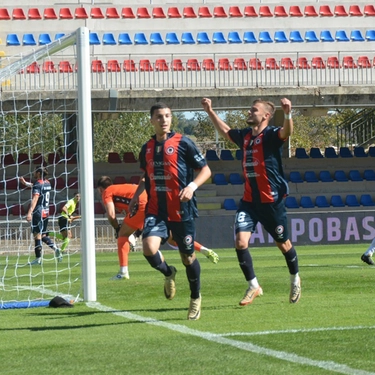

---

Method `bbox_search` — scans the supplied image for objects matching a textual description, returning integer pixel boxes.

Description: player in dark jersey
[129,102,211,320]
[26,166,61,265]
[202,97,301,305]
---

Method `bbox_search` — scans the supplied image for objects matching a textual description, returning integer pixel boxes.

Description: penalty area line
[86,301,374,375]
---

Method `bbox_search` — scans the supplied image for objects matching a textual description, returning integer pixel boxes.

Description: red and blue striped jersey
[32,179,51,218]
[140,132,207,222]
[229,126,289,203]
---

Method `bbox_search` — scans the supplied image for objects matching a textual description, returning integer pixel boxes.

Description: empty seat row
[289,169,375,183]
[1,152,77,166]
[212,173,243,186]
[1,5,374,20]
[296,146,375,158]
[285,194,375,209]
[107,152,138,163]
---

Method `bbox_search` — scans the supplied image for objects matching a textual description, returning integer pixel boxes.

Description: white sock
[365,238,375,256]
[290,273,300,284]
[120,266,128,274]
[248,277,259,289]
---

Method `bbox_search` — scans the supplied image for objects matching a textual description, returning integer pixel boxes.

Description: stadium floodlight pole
[76,27,97,302]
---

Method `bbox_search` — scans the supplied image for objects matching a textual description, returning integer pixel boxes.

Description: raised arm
[201,98,232,141]
[279,98,293,139]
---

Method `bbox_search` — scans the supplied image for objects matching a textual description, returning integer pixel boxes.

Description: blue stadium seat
[118,33,132,45]
[289,171,303,183]
[304,171,319,182]
[213,173,228,185]
[274,31,288,43]
[220,149,234,160]
[310,147,323,158]
[360,194,375,206]
[37,34,52,46]
[315,196,330,208]
[166,32,180,44]
[259,31,273,43]
[134,33,148,45]
[150,32,164,45]
[364,169,375,181]
[285,196,299,209]
[295,148,309,158]
[320,30,334,42]
[351,30,365,42]
[22,34,37,46]
[319,170,333,182]
[339,147,353,158]
[349,170,363,181]
[334,170,348,182]
[305,30,319,42]
[7,34,21,46]
[345,194,360,207]
[228,31,242,43]
[353,146,367,157]
[324,147,338,158]
[331,195,345,207]
[181,32,195,44]
[89,32,101,45]
[235,149,243,160]
[223,198,238,210]
[213,32,227,44]
[365,30,375,41]
[243,31,257,43]
[289,30,304,42]
[335,30,349,42]
[102,33,117,45]
[228,173,243,185]
[205,150,219,161]
[369,147,375,157]
[197,32,211,44]
[300,196,315,208]
[55,33,65,40]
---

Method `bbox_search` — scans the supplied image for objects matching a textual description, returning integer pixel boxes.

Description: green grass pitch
[1,244,374,374]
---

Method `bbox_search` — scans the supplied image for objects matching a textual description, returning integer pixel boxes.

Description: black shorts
[32,213,49,235]
[235,198,289,243]
[58,216,70,232]
[142,214,195,255]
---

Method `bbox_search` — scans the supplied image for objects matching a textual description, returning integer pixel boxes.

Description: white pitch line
[86,302,375,375]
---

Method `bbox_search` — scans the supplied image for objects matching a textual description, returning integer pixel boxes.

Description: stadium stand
[289,171,303,183]
[324,147,338,158]
[339,147,353,158]
[364,170,375,181]
[295,148,309,159]
[285,196,299,209]
[360,194,375,206]
[300,196,315,208]
[220,150,234,161]
[310,147,324,158]
[223,198,237,210]
[304,171,319,183]
[348,170,363,181]
[315,196,330,208]
[334,170,349,182]
[345,194,360,207]
[213,173,228,185]
[319,171,334,182]
[228,173,243,185]
[330,195,345,207]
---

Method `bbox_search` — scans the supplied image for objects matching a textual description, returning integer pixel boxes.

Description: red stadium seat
[281,57,295,69]
[107,60,121,72]
[155,59,169,71]
[114,176,127,185]
[234,58,247,70]
[187,59,201,71]
[43,61,57,73]
[265,57,280,70]
[75,7,88,19]
[123,152,138,163]
[11,204,26,217]
[2,154,15,165]
[12,8,26,20]
[311,57,326,69]
[94,202,105,215]
[66,153,77,164]
[129,176,141,184]
[249,58,263,70]
[106,7,119,18]
[123,59,138,72]
[342,56,357,69]
[167,7,181,18]
[298,57,311,69]
[334,5,348,16]
[91,60,105,73]
[349,5,363,16]
[17,153,30,165]
[32,153,45,165]
[202,58,215,71]
[67,177,79,189]
[319,5,333,16]
[137,7,151,18]
[0,204,8,216]
[218,58,232,70]
[152,7,166,18]
[327,56,341,68]
[198,6,212,17]
[274,6,288,17]
[26,62,40,74]
[357,56,372,68]
[259,6,273,17]
[229,6,243,17]
[59,8,73,19]
[91,7,104,18]
[28,8,42,20]
[172,59,185,71]
[213,6,227,17]
[121,7,136,18]
[0,8,11,20]
[48,153,61,164]
[59,61,73,73]
[108,152,122,163]
[364,5,375,16]
[43,8,58,19]
[304,5,318,17]
[183,7,197,18]
[289,6,303,17]
[139,60,153,72]
[244,6,258,17]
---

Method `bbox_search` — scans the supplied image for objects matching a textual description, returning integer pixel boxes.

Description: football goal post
[0,27,96,308]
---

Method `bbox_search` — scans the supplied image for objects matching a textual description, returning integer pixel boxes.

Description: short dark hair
[35,166,48,177]
[97,176,113,189]
[150,102,170,117]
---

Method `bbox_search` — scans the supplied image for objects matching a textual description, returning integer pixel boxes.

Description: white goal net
[0,27,96,308]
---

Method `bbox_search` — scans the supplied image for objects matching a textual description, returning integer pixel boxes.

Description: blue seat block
[331,195,345,207]
[310,147,323,158]
[345,194,360,207]
[315,196,330,208]
[150,32,164,45]
[7,34,21,46]
[304,171,319,182]
[213,173,228,185]
[166,32,180,44]
[289,171,303,183]
[349,170,363,181]
[197,32,211,44]
[205,150,219,161]
[334,170,348,182]
[285,196,299,209]
[134,33,148,45]
[223,198,238,210]
[295,148,309,158]
[89,32,101,45]
[300,196,315,208]
[23,34,37,46]
[360,194,375,206]
[118,33,132,45]
[228,31,242,43]
[102,33,117,45]
[319,170,333,182]
[220,149,234,160]
[181,32,195,44]
[228,173,243,185]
